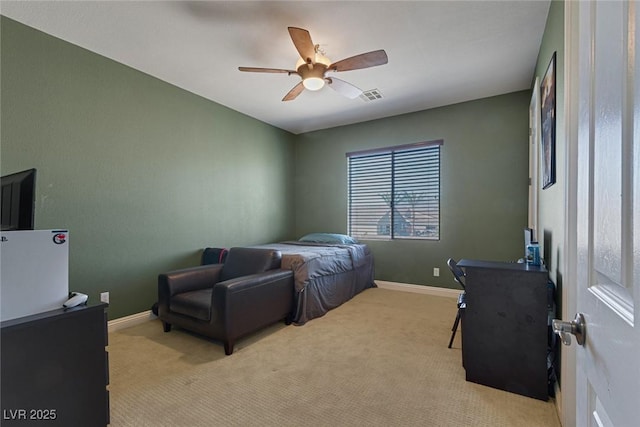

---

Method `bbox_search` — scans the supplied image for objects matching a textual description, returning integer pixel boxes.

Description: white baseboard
[375,281,460,298]
[108,310,156,333]
[107,282,458,333]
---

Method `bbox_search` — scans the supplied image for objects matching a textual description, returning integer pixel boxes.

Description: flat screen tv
[1,168,36,231]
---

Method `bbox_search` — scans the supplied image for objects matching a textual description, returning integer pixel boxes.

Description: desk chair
[447,258,466,348]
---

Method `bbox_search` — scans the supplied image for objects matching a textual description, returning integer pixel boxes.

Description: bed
[250,236,375,325]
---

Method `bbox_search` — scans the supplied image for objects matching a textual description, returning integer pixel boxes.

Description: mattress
[250,241,375,324]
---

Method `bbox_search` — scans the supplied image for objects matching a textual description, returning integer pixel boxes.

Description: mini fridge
[0,229,69,321]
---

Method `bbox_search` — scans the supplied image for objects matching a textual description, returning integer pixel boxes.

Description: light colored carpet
[108,288,561,426]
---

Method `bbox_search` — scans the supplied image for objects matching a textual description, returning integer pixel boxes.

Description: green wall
[0,17,296,319]
[534,0,565,298]
[532,0,564,391]
[294,91,531,287]
[1,16,533,318]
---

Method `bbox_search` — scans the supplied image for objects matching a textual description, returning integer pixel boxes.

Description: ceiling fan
[239,27,388,101]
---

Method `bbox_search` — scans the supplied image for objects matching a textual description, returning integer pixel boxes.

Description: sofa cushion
[170,289,212,321]
[220,248,281,282]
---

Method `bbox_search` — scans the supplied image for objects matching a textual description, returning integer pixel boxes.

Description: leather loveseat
[158,247,294,355]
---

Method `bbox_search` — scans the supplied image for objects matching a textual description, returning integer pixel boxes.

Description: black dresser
[1,303,109,426]
[457,259,549,401]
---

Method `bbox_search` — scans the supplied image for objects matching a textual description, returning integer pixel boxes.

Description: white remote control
[63,292,88,308]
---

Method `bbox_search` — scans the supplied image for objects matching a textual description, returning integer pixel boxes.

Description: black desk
[457,259,549,400]
[1,303,110,426]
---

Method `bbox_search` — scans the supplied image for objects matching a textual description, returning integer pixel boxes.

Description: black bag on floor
[201,247,228,265]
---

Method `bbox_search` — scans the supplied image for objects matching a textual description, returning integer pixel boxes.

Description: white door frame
[529,77,541,241]
[561,1,579,426]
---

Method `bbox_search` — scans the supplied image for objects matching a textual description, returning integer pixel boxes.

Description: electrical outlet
[433,267,440,277]
[100,292,109,304]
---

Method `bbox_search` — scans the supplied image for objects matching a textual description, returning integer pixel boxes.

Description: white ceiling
[1,0,550,134]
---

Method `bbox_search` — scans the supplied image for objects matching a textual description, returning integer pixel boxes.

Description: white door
[566,1,640,425]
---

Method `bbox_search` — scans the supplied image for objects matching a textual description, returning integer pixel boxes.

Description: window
[347,140,442,240]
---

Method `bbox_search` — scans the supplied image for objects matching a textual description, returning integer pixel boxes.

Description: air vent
[360,89,384,102]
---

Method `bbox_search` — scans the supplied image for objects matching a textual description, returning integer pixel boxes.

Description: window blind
[347,141,441,240]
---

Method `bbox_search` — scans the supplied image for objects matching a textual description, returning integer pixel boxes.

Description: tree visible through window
[347,140,441,240]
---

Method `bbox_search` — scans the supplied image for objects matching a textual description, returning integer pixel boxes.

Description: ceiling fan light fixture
[314,52,332,67]
[302,77,325,91]
[240,27,388,102]
[295,52,331,69]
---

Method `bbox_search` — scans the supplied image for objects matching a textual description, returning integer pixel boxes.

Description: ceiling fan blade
[326,77,363,99]
[238,67,297,75]
[282,82,305,101]
[329,50,388,72]
[288,27,316,64]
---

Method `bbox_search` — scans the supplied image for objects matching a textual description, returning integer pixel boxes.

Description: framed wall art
[540,52,556,189]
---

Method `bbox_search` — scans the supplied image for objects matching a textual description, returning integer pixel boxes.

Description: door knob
[552,313,586,346]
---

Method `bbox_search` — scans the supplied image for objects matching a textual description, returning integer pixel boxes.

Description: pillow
[298,233,358,244]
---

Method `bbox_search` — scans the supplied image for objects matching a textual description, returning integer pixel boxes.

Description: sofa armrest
[212,269,294,330]
[215,269,293,295]
[158,264,224,303]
